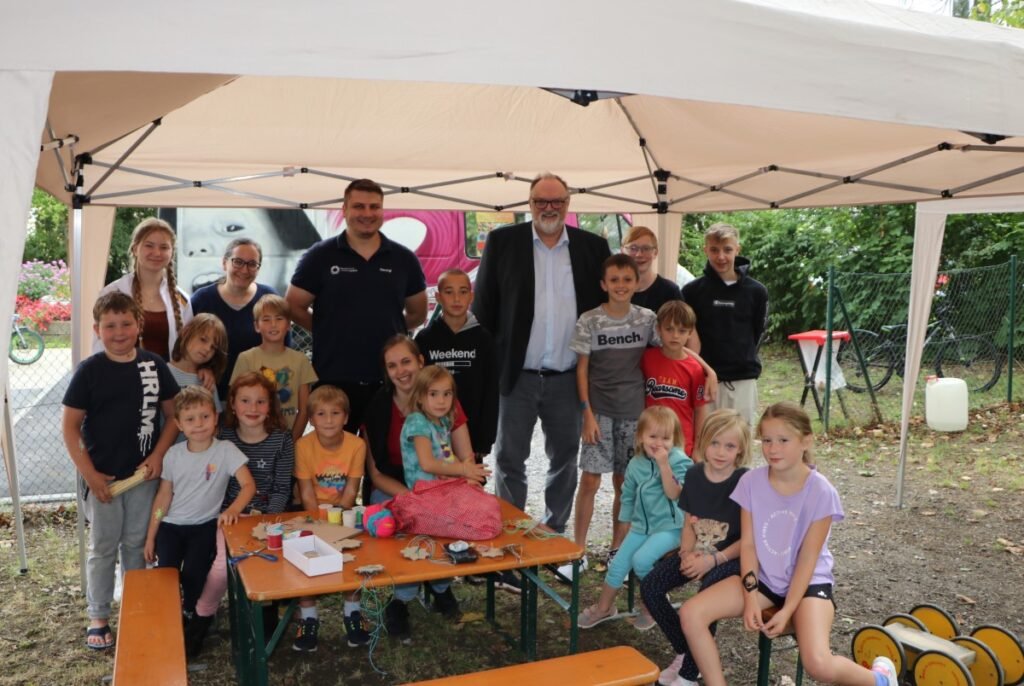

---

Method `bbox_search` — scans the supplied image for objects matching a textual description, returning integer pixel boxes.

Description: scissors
[228,545,278,565]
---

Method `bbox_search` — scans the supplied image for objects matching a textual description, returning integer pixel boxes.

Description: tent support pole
[85,120,160,197]
[70,189,88,593]
[1,385,28,574]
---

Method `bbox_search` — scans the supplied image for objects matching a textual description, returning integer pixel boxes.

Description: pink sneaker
[872,656,898,686]
[658,653,685,685]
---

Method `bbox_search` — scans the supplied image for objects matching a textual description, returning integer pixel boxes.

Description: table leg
[627,569,636,613]
[226,563,249,686]
[570,558,580,655]
[525,566,538,660]
[485,574,496,623]
[519,569,529,652]
[251,601,268,686]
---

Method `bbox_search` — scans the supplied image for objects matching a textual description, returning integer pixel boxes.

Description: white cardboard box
[283,535,343,576]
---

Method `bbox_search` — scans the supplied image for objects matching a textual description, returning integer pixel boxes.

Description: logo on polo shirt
[712,299,736,308]
[330,265,358,275]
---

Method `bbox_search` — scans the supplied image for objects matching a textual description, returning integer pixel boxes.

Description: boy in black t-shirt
[63,292,180,650]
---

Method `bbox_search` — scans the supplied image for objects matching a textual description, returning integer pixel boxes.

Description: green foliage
[969,0,1024,27]
[107,207,156,283]
[24,190,68,263]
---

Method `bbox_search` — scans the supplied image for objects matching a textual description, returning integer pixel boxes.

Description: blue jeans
[493,371,581,532]
[605,528,682,589]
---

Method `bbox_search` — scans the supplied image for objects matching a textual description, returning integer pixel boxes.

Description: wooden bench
[112,567,187,686]
[402,646,659,685]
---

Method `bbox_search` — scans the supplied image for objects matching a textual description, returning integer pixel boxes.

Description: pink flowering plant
[16,260,71,331]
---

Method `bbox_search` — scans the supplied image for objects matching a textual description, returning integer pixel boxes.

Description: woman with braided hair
[94,217,193,359]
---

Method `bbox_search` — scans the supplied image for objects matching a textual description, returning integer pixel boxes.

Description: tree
[24,190,68,263]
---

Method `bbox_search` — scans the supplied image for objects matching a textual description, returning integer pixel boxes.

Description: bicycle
[9,314,45,365]
[837,302,1002,394]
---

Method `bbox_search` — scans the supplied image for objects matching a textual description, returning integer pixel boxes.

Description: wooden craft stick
[109,467,147,497]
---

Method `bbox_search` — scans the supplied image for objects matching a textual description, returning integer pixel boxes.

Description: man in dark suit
[473,173,611,548]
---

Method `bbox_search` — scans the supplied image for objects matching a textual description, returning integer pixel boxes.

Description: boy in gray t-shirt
[567,254,657,573]
[144,387,255,630]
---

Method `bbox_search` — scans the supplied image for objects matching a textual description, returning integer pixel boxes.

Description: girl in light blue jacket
[579,406,693,631]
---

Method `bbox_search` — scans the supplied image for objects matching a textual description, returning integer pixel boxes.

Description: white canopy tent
[3,1,1024,565]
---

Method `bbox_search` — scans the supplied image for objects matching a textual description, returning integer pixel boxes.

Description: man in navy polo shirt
[286,179,427,432]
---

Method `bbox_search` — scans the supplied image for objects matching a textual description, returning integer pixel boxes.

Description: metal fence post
[824,267,835,431]
[1009,255,1017,402]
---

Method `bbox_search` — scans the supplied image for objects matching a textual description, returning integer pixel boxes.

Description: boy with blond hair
[232,293,317,441]
[293,385,368,651]
[681,223,768,426]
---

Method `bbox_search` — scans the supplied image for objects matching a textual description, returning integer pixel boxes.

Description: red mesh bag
[388,479,502,540]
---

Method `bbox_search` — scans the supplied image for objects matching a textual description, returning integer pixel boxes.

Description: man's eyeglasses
[624,244,656,255]
[530,198,568,210]
[229,257,261,270]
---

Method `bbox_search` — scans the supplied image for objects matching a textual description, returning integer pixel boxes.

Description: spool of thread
[318,503,331,521]
[266,523,284,550]
[342,509,356,528]
[355,506,365,530]
[327,507,343,524]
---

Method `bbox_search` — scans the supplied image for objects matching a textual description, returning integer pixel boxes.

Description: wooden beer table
[222,500,585,686]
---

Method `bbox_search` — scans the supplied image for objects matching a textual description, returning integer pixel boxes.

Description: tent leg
[1,386,29,573]
[70,198,88,593]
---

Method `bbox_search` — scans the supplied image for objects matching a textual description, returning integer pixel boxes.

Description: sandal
[85,624,114,651]
[578,604,618,629]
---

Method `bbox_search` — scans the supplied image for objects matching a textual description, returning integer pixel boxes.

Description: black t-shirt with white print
[678,464,748,553]
[63,349,180,479]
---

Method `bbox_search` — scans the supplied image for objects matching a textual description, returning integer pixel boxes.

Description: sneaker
[664,676,698,686]
[343,611,370,647]
[659,654,686,685]
[871,656,898,686]
[384,599,410,638]
[494,570,522,594]
[185,613,214,659]
[292,617,319,653]
[633,611,657,632]
[555,556,588,583]
[432,587,462,621]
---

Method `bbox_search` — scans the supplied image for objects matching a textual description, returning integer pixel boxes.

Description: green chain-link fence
[819,257,1020,428]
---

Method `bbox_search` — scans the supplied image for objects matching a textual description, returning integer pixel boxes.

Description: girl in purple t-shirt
[679,402,898,686]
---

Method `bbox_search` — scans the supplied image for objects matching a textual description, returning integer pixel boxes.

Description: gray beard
[535,216,564,236]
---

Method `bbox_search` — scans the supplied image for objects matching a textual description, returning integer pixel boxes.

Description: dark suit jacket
[472,221,611,395]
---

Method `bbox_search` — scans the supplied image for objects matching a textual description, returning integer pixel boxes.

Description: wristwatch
[742,571,758,592]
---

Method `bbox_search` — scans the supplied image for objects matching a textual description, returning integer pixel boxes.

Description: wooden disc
[852,625,906,680]
[914,649,975,686]
[972,625,1024,686]
[912,604,960,640]
[952,636,1005,686]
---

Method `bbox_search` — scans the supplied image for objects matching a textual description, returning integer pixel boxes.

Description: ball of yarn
[364,504,397,538]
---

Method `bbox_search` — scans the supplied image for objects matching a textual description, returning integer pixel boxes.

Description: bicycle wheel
[936,335,1002,393]
[837,329,894,393]
[9,327,45,365]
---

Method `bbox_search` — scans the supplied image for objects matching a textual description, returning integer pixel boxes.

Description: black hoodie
[681,256,768,381]
[414,312,499,454]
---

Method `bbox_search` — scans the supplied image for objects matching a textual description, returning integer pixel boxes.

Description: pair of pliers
[228,546,278,565]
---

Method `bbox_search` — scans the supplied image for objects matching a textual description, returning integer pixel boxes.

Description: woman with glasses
[622,226,683,314]
[191,238,284,398]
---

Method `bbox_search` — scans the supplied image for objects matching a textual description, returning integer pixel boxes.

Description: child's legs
[639,551,693,655]
[609,417,636,550]
[195,528,227,618]
[604,529,648,591]
[84,491,125,621]
[393,580,450,603]
[793,598,875,686]
[681,576,761,686]
[710,379,758,428]
[676,559,741,681]
[572,471,602,547]
[630,529,681,581]
[118,479,158,572]
[179,521,218,615]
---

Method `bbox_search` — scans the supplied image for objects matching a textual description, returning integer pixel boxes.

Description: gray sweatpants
[493,371,581,533]
[84,478,158,620]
